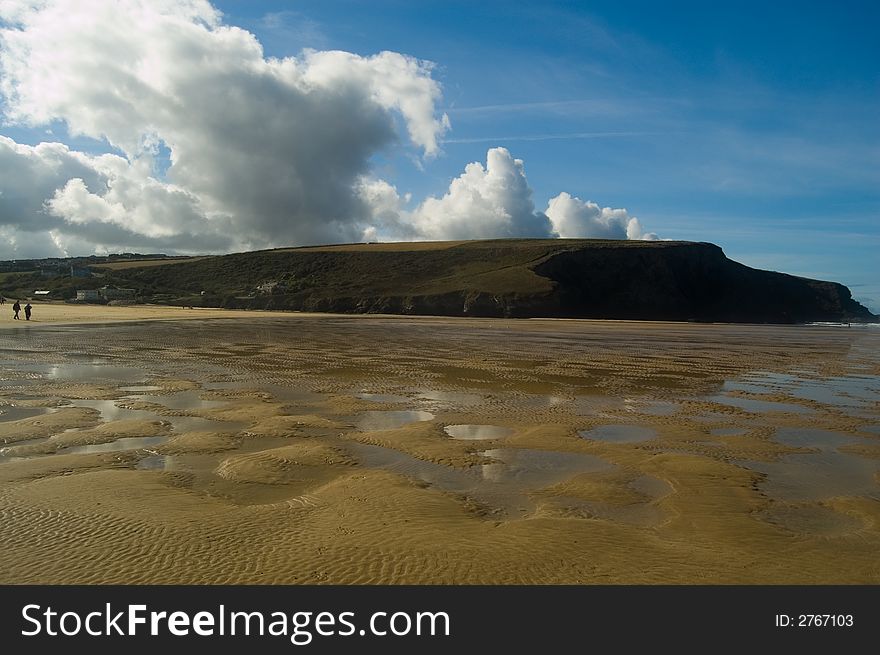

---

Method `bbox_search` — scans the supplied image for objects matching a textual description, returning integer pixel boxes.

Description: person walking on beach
[12,300,20,320]
[24,303,32,321]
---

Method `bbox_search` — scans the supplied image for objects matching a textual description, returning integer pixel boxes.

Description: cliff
[103,239,876,324]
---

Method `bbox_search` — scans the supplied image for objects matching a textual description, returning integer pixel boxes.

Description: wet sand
[1,308,879,583]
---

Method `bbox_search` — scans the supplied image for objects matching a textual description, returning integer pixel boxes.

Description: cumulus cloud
[0,135,238,258]
[356,178,419,241]
[546,192,657,240]
[358,147,655,242]
[407,147,553,240]
[0,136,110,233]
[357,147,554,241]
[0,1,654,257]
[0,0,448,254]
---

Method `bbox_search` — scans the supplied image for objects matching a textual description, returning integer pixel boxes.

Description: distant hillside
[81,239,875,324]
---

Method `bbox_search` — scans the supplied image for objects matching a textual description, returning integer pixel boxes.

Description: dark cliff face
[531,242,875,323]
[113,239,876,324]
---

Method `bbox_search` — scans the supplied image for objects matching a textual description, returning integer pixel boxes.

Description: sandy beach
[0,301,306,326]
[0,305,878,583]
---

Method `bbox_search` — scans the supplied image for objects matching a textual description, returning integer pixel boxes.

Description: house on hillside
[100,285,136,301]
[256,281,280,294]
[76,289,101,301]
[75,286,137,302]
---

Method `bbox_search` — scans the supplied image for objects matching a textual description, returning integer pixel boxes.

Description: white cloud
[355,177,419,241]
[0,1,654,257]
[0,135,241,256]
[403,147,553,240]
[0,136,111,231]
[545,191,657,240]
[359,147,656,242]
[0,0,449,254]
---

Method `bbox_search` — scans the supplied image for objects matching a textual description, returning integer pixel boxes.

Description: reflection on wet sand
[355,410,434,431]
[0,316,878,584]
[736,428,879,502]
[444,424,514,440]
[579,424,657,443]
[346,441,611,516]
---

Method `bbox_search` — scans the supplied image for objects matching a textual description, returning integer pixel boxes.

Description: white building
[76,289,101,301]
[100,285,136,301]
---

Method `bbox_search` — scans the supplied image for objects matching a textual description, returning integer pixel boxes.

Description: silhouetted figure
[24,303,32,321]
[12,300,20,320]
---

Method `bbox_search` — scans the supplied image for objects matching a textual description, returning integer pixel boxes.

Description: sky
[1,1,878,310]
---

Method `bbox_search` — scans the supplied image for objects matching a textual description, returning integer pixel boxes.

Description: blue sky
[1,1,878,311]
[224,0,880,309]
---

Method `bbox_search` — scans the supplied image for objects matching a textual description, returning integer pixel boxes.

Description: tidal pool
[736,426,879,501]
[348,441,612,516]
[64,436,168,455]
[709,427,749,437]
[737,452,879,502]
[444,424,513,440]
[722,372,880,415]
[579,424,657,443]
[709,394,811,414]
[355,410,434,431]
[0,405,52,423]
[138,390,226,411]
[71,398,242,434]
[772,427,865,451]
[760,504,863,536]
[356,392,411,404]
[2,361,150,384]
[416,390,484,406]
